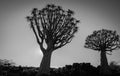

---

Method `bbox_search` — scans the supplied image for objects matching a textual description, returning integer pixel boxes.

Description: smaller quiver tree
[26,4,79,76]
[84,29,120,74]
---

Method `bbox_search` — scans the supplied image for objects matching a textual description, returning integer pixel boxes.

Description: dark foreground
[0,63,120,76]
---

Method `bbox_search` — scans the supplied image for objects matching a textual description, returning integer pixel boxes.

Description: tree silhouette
[26,4,79,76]
[84,29,120,74]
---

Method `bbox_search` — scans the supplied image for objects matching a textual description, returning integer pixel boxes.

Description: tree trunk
[36,51,52,76]
[100,51,108,67]
[100,51,110,74]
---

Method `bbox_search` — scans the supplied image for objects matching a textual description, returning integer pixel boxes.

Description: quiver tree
[84,29,120,74]
[26,4,79,76]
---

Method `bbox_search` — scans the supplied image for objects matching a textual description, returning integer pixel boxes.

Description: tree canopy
[85,29,120,52]
[26,4,80,52]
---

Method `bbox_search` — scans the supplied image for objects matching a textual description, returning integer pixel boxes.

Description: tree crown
[85,29,120,52]
[27,4,79,51]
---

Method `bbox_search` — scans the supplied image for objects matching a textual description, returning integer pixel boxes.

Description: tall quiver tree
[84,29,120,74]
[26,4,79,76]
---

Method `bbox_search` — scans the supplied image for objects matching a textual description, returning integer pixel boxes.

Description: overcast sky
[0,0,120,67]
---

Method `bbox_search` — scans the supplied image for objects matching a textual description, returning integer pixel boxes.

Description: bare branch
[27,4,80,52]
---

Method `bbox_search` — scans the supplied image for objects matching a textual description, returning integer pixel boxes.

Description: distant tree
[26,4,79,76]
[0,59,15,66]
[84,29,120,74]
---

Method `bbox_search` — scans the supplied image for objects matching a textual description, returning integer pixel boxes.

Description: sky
[0,0,120,68]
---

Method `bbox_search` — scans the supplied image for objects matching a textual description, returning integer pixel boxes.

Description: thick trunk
[100,51,110,74]
[100,51,108,67]
[36,51,52,76]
